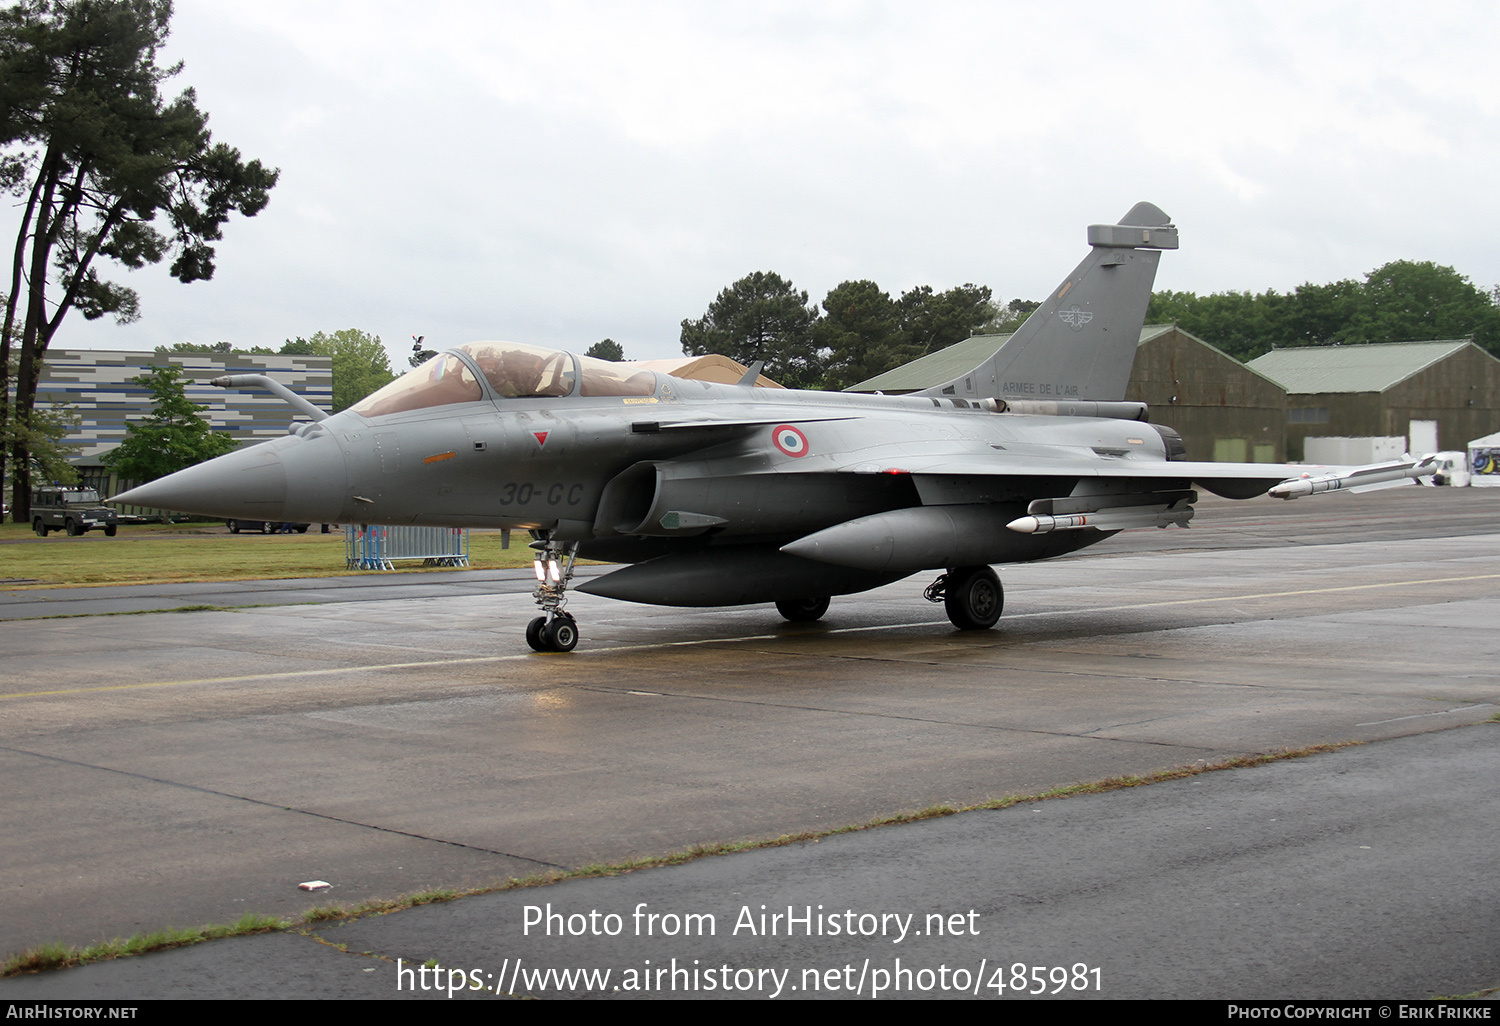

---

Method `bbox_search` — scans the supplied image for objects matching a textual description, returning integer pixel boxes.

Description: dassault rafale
[112,203,1436,651]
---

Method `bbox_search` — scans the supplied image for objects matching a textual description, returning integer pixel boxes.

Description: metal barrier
[345,525,470,570]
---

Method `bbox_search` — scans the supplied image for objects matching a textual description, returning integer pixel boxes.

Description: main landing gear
[526,532,581,652]
[775,596,830,622]
[925,565,1004,630]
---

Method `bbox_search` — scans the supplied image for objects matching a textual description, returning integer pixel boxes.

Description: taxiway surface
[2,488,1497,996]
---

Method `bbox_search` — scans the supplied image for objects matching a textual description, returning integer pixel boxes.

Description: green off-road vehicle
[32,486,118,537]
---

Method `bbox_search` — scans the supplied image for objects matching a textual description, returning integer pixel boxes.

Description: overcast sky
[34,0,1500,368]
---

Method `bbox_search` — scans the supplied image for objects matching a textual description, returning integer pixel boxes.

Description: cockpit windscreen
[351,354,482,417]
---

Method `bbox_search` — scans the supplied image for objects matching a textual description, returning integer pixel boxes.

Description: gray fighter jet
[111,203,1436,651]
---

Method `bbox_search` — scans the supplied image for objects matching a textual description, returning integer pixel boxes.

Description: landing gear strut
[526,533,580,652]
[925,565,1004,630]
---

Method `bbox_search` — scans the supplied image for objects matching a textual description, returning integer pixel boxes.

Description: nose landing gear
[527,533,580,652]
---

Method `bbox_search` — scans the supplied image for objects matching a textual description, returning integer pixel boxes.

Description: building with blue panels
[32,349,332,497]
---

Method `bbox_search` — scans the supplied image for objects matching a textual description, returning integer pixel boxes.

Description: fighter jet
[111,202,1436,651]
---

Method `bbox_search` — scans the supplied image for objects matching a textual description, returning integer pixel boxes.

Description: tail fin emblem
[1058,306,1094,331]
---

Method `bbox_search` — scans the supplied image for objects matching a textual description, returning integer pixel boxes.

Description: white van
[1427,451,1471,487]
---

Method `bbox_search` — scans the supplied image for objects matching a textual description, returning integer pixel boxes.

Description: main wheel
[228,520,241,534]
[261,521,273,534]
[525,616,548,651]
[943,565,1003,630]
[543,615,578,652]
[34,519,48,537]
[776,596,830,622]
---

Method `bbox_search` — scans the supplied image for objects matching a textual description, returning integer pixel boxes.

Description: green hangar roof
[1246,340,1474,394]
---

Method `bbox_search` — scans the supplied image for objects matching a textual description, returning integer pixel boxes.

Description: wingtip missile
[1268,457,1441,500]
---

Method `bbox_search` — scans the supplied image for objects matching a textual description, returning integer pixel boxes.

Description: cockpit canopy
[463,341,575,399]
[350,341,657,418]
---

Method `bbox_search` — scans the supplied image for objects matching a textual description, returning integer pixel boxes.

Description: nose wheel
[526,612,578,652]
[527,533,581,652]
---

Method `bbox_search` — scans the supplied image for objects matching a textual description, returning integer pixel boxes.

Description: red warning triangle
[532,431,549,446]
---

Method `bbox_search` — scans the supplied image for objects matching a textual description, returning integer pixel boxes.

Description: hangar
[1247,340,1500,461]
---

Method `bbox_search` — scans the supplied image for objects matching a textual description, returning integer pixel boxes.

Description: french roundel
[771,424,809,457]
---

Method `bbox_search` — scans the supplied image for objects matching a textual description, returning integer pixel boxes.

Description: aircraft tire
[525,616,548,651]
[775,597,830,622]
[544,616,579,652]
[228,520,241,533]
[944,565,1003,630]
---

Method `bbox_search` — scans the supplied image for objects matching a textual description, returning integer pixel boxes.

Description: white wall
[1304,436,1406,465]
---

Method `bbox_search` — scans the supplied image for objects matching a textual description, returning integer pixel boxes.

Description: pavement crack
[0,742,566,870]
[296,930,395,964]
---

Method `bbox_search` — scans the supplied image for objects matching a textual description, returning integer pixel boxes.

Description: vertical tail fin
[919,202,1177,403]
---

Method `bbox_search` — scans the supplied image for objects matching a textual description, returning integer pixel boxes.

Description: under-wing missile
[1006,503,1194,534]
[1004,489,1196,534]
[1268,457,1440,500]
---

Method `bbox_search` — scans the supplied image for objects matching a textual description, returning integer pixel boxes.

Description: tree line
[1145,260,1500,362]
[680,272,1033,390]
[680,259,1500,392]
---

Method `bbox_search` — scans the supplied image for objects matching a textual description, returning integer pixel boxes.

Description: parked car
[226,519,311,534]
[32,486,118,536]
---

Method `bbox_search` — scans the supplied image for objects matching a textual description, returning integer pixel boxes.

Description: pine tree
[1,0,277,518]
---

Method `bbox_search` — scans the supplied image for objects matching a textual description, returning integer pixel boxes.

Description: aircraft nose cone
[110,432,346,522]
[112,443,287,519]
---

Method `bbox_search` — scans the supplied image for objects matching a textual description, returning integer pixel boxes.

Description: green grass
[0,892,471,977]
[296,888,463,924]
[2,914,287,976]
[1,743,1353,977]
[0,520,537,587]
